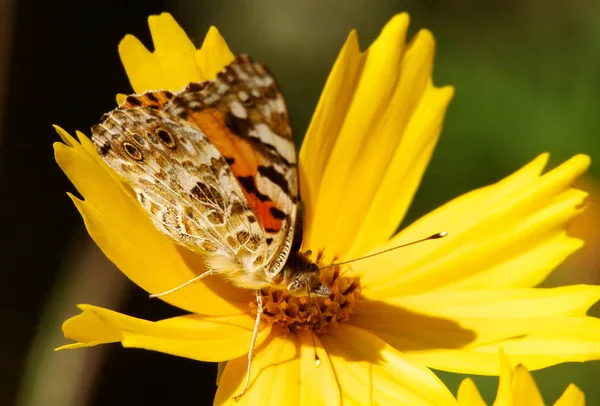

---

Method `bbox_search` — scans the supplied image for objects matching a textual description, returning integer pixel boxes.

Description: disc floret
[256,266,360,333]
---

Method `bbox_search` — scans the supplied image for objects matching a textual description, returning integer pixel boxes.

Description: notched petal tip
[118,12,235,93]
[53,125,76,147]
[60,304,269,362]
[457,350,580,405]
[118,33,149,57]
[147,12,192,51]
[195,25,235,80]
[302,11,457,261]
[60,304,123,348]
[361,151,592,296]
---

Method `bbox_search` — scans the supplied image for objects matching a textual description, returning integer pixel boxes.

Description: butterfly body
[91,55,330,298]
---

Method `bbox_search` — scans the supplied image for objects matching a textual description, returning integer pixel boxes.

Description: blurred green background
[2,0,599,405]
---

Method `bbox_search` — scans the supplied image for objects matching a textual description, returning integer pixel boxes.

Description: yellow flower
[54,12,599,405]
[457,351,585,406]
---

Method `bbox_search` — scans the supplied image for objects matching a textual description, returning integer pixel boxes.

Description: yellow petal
[460,351,585,406]
[54,127,251,316]
[353,285,600,374]
[214,327,339,405]
[356,154,590,298]
[299,30,362,250]
[118,13,233,93]
[554,175,600,286]
[217,361,227,385]
[320,324,457,405]
[492,350,514,406]
[297,332,341,406]
[116,93,127,105]
[457,378,487,406]
[554,384,585,406]
[350,81,453,257]
[195,26,235,80]
[300,13,453,263]
[509,365,544,406]
[57,304,270,362]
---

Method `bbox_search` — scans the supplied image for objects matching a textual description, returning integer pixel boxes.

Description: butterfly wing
[92,108,273,288]
[91,56,298,286]
[164,55,298,280]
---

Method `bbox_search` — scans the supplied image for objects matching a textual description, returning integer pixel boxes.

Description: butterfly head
[287,271,332,297]
[283,251,332,298]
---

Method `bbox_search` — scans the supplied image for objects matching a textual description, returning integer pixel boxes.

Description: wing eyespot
[132,133,145,146]
[122,141,143,161]
[147,132,159,144]
[156,128,176,149]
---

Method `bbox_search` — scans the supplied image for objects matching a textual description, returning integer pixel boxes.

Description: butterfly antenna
[149,269,216,298]
[319,231,448,271]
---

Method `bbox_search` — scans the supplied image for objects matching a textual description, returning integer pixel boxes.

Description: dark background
[1,1,599,405]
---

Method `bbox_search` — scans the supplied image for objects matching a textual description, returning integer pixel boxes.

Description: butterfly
[91,55,331,399]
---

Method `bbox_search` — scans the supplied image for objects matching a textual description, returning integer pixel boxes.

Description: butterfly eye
[156,128,176,149]
[122,141,143,161]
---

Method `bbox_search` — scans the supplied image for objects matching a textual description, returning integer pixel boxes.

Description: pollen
[253,266,361,333]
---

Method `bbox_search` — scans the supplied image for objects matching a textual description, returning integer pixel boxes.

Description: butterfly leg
[233,290,263,401]
[149,269,216,298]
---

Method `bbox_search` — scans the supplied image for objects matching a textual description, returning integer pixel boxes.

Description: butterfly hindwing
[91,108,273,287]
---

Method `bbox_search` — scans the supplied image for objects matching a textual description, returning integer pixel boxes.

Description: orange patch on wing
[187,108,284,233]
[253,199,285,233]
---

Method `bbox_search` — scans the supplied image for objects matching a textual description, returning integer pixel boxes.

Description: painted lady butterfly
[91,55,331,398]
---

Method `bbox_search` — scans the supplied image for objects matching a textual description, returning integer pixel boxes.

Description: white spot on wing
[230,100,248,119]
[272,98,286,114]
[256,172,292,208]
[238,90,250,102]
[255,123,296,164]
[261,76,274,87]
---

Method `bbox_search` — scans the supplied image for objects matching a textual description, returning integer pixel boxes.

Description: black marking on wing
[237,176,271,202]
[258,165,290,195]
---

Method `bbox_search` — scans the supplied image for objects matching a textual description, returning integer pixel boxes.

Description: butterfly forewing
[165,55,298,278]
[91,55,298,288]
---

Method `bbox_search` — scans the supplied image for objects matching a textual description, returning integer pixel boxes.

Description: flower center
[255,266,360,333]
